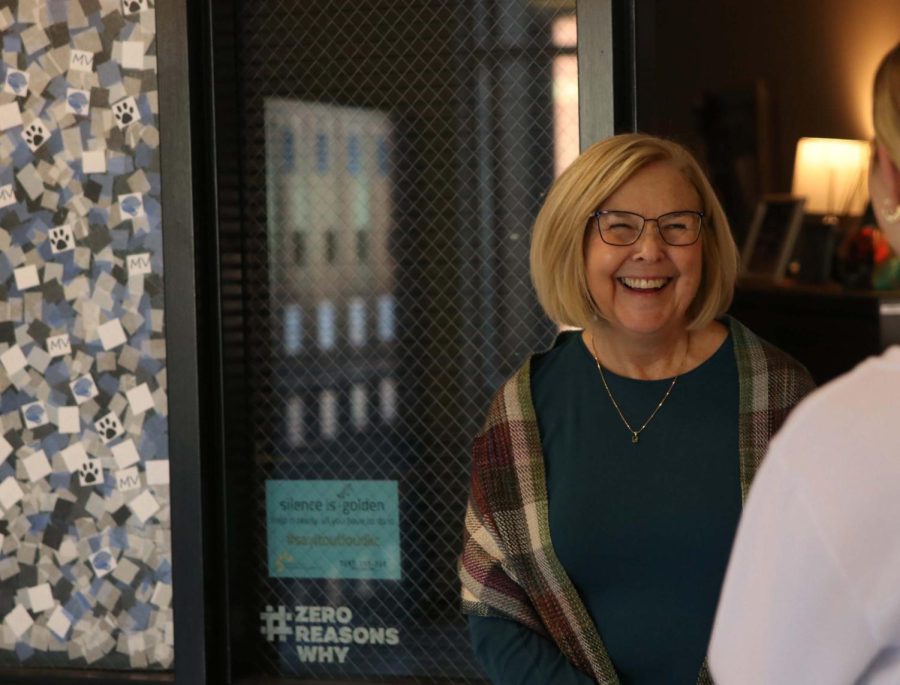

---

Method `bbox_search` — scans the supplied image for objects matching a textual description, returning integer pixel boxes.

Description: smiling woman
[583,160,708,373]
[460,133,816,684]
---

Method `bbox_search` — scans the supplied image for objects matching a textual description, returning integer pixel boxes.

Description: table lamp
[791,137,870,221]
[788,137,871,283]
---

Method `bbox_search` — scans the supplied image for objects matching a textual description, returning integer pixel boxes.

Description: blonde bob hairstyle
[530,133,740,331]
[874,41,900,166]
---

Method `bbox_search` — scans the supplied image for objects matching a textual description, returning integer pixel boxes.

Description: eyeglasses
[590,209,704,246]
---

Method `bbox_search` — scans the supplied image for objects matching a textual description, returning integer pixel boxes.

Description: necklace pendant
[631,433,639,444]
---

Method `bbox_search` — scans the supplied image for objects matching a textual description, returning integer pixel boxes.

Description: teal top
[469,330,741,684]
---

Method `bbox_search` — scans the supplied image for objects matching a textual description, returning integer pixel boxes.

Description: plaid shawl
[459,318,815,684]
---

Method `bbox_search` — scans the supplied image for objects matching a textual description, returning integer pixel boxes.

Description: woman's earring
[884,198,900,224]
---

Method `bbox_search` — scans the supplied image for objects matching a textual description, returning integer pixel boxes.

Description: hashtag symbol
[259,604,293,642]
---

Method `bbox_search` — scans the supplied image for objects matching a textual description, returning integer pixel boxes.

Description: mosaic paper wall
[0,0,172,670]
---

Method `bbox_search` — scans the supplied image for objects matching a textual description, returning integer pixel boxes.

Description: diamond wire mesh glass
[227,0,578,680]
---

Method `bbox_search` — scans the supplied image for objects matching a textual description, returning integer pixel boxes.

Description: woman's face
[584,161,704,339]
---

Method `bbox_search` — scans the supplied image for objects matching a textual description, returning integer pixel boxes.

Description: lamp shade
[791,137,870,216]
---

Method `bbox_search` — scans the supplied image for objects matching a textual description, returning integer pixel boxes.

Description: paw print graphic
[24,122,49,152]
[49,226,74,253]
[79,459,101,486]
[94,412,125,444]
[123,0,149,13]
[113,98,138,128]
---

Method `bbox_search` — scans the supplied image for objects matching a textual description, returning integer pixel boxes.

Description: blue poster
[266,480,401,580]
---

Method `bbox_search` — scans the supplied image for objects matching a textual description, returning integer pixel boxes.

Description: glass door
[204,0,620,681]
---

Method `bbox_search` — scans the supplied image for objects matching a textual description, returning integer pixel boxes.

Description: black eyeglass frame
[589,209,705,246]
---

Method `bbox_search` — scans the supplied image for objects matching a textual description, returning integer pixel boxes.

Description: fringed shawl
[460,319,815,684]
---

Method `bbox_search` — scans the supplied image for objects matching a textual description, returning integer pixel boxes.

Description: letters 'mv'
[127,253,152,275]
[47,334,71,356]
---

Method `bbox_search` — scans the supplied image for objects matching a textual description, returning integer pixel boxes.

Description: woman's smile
[616,276,674,292]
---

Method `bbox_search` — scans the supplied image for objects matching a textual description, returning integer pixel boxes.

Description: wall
[643,0,900,194]
[0,0,172,670]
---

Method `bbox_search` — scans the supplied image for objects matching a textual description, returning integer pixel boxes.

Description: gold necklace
[589,334,687,445]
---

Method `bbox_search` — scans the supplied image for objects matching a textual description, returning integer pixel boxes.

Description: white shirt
[710,346,900,684]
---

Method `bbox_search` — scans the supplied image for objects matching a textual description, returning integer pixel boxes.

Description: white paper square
[118,191,144,217]
[46,334,71,357]
[127,632,145,655]
[0,477,24,511]
[128,491,160,524]
[60,444,88,472]
[95,412,124,443]
[126,384,154,414]
[27,583,54,613]
[21,451,51,482]
[48,225,75,253]
[56,539,78,566]
[46,605,71,639]
[0,102,23,131]
[112,440,140,469]
[150,582,172,608]
[4,604,33,638]
[98,319,127,350]
[1,346,27,375]
[65,88,90,117]
[145,460,170,486]
[4,69,28,97]
[0,184,15,208]
[82,149,106,174]
[121,41,144,69]
[127,253,152,275]
[13,265,39,290]
[0,436,11,462]
[123,0,150,14]
[113,97,140,129]
[78,458,103,487]
[89,548,116,577]
[116,466,141,492]
[57,406,80,433]
[21,401,49,428]
[69,50,94,72]
[122,0,150,14]
[69,374,98,404]
[23,120,49,152]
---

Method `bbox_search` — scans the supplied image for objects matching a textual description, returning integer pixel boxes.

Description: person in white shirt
[709,41,900,685]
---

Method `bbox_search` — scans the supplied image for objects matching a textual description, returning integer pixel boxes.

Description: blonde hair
[530,133,739,330]
[874,42,900,166]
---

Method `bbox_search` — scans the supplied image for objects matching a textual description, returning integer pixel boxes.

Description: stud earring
[884,198,900,224]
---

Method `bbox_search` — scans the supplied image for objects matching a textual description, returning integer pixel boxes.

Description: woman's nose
[632,220,665,259]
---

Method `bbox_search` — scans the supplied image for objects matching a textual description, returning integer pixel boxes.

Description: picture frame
[741,194,806,280]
